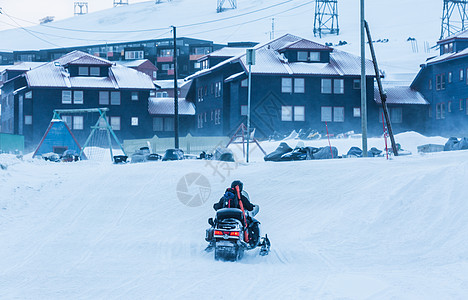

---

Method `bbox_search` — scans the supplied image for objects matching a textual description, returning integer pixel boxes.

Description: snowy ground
[1,132,468,299]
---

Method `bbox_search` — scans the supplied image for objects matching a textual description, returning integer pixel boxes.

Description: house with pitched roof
[411,30,468,136]
[0,51,156,150]
[187,34,428,138]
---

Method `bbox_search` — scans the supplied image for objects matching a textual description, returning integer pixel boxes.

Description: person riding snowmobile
[211,180,260,246]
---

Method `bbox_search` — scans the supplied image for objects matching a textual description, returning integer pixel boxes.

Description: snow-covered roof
[24,51,155,89]
[188,34,376,79]
[202,47,250,59]
[1,62,45,72]
[374,86,429,105]
[118,59,151,68]
[225,71,246,82]
[155,79,186,90]
[148,97,195,115]
[424,47,468,65]
[278,39,332,51]
[438,29,468,44]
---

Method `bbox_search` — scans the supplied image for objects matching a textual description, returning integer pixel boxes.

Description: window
[62,91,72,104]
[161,64,174,71]
[353,107,361,117]
[98,117,108,129]
[241,79,248,87]
[156,92,168,98]
[90,67,100,76]
[241,105,248,116]
[460,99,464,111]
[441,103,446,119]
[333,107,344,122]
[297,51,308,62]
[62,115,72,127]
[391,107,403,123]
[333,79,344,94]
[197,114,203,128]
[110,116,120,131]
[309,52,320,62]
[153,117,163,131]
[73,116,84,130]
[321,106,332,122]
[281,106,293,121]
[73,91,83,104]
[131,117,138,126]
[164,117,174,131]
[99,91,109,105]
[159,49,173,57]
[436,103,441,119]
[294,106,305,121]
[460,69,464,81]
[448,101,452,112]
[24,115,32,125]
[429,79,432,90]
[353,79,361,89]
[294,78,305,93]
[25,91,32,99]
[441,73,446,89]
[125,50,144,60]
[448,72,452,83]
[131,92,138,101]
[197,87,204,102]
[214,109,221,125]
[78,67,89,76]
[321,79,332,94]
[282,78,292,93]
[194,62,200,69]
[110,92,121,105]
[152,71,157,79]
[215,82,222,97]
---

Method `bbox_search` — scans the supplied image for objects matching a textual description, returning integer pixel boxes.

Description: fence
[0,133,24,154]
[123,134,231,155]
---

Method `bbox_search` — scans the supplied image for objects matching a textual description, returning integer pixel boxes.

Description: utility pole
[172,26,179,149]
[246,48,256,163]
[360,0,368,157]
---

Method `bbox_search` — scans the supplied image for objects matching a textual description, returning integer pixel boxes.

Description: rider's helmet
[231,180,243,192]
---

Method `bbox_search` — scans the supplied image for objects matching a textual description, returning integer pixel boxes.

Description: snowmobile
[205,207,270,261]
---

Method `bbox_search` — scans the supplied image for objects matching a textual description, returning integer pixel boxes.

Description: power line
[0,1,313,51]
[0,0,299,34]
[184,1,313,38]
[0,8,62,48]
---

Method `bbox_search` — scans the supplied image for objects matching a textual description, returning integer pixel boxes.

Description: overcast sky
[0,0,148,31]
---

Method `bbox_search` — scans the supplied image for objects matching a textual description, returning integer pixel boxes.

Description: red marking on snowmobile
[235,185,249,243]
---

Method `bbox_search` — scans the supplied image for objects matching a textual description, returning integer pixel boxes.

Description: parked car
[162,149,184,161]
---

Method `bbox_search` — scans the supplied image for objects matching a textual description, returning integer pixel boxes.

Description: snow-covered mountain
[0,0,443,82]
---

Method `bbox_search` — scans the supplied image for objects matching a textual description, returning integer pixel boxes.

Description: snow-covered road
[1,134,467,299]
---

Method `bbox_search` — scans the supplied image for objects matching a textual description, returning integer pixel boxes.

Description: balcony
[157,56,173,62]
[189,54,204,61]
[167,69,175,75]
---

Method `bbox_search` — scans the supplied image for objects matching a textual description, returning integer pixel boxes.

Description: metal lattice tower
[313,0,339,38]
[441,0,468,39]
[113,0,128,7]
[74,2,88,15]
[217,0,237,13]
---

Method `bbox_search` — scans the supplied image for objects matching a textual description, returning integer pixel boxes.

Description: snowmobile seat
[216,208,244,222]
